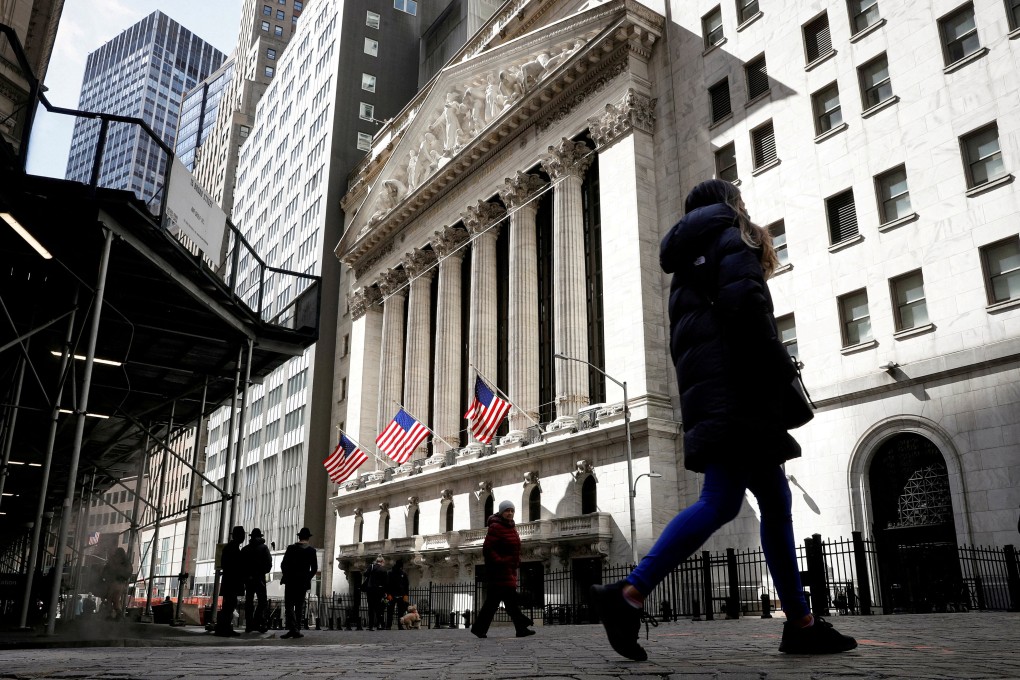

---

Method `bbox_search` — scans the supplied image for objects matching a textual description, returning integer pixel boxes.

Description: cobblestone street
[1,613,1017,679]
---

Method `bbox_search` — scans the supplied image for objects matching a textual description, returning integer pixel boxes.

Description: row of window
[260,20,287,36]
[777,235,1020,356]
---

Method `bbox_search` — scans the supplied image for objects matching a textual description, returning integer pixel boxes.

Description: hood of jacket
[660,203,738,281]
[487,513,515,529]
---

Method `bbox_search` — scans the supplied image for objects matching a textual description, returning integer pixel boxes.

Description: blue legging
[627,463,809,620]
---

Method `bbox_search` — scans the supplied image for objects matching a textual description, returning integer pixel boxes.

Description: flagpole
[390,400,458,452]
[468,363,542,429]
[335,425,393,469]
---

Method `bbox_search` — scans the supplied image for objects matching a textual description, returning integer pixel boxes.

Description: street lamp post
[553,353,641,565]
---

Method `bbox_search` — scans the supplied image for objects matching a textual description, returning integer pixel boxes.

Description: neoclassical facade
[327,0,1020,598]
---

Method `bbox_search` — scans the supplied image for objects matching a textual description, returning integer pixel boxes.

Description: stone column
[541,138,594,430]
[431,226,468,454]
[498,171,547,440]
[461,200,506,449]
[402,248,437,461]
[345,286,383,463]
[376,268,408,454]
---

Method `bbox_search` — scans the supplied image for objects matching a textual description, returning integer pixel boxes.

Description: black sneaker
[590,581,647,662]
[779,617,858,654]
[470,627,486,639]
[515,628,536,638]
[292,632,304,639]
[280,631,295,639]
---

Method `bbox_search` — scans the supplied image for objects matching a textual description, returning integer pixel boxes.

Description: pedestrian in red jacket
[470,501,535,638]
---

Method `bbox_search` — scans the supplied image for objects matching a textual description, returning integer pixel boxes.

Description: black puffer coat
[660,199,800,473]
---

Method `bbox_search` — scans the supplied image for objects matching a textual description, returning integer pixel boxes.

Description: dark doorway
[484,494,494,520]
[519,561,544,610]
[869,433,962,613]
[572,557,603,624]
[581,476,597,514]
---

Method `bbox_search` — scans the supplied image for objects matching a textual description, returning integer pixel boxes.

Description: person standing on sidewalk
[385,559,410,630]
[215,525,246,637]
[280,527,317,639]
[591,179,857,661]
[364,555,388,631]
[471,500,535,639]
[240,527,272,633]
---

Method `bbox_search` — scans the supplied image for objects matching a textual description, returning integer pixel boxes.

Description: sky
[25,0,244,178]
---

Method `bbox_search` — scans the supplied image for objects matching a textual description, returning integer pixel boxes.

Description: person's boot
[590,581,647,661]
[779,616,857,654]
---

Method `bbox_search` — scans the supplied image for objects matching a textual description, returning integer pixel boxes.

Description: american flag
[323,434,368,484]
[464,376,511,444]
[376,408,428,465]
[87,530,101,546]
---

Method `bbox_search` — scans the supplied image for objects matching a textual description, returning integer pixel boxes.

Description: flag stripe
[375,409,428,465]
[323,435,368,484]
[464,377,511,444]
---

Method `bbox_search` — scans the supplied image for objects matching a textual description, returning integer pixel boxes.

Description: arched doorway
[869,433,963,612]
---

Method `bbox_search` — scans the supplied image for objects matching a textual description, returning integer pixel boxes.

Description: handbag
[783,358,815,429]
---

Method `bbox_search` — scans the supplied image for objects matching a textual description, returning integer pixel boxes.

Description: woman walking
[470,500,535,638]
[592,179,857,661]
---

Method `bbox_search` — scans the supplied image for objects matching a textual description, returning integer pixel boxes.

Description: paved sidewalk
[0,613,1017,678]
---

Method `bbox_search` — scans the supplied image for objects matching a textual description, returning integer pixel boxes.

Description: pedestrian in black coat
[280,527,317,639]
[215,525,246,636]
[364,555,388,631]
[385,559,410,630]
[240,527,272,632]
[592,179,856,661]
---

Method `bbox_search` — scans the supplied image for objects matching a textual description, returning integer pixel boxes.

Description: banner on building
[163,156,227,268]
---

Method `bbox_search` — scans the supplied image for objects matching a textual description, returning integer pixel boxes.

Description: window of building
[803,12,833,64]
[826,188,859,244]
[750,120,777,169]
[364,37,379,56]
[394,0,418,15]
[366,11,381,28]
[382,512,390,539]
[890,270,929,331]
[581,476,597,514]
[848,0,881,34]
[839,289,872,346]
[776,313,798,359]
[357,132,373,151]
[702,6,725,48]
[239,125,251,139]
[267,48,277,60]
[361,73,376,92]
[356,517,364,543]
[276,9,285,19]
[528,486,541,522]
[745,54,769,100]
[768,220,788,266]
[980,236,1020,304]
[359,102,375,121]
[294,0,303,9]
[1008,0,1020,30]
[715,142,737,182]
[812,82,842,134]
[737,0,760,24]
[342,334,350,356]
[412,508,420,535]
[939,4,980,65]
[263,4,272,15]
[708,78,731,123]
[875,165,911,223]
[960,123,1006,189]
[261,20,270,31]
[859,53,893,109]
[274,25,283,36]
[265,66,275,78]
[445,503,454,532]
[483,495,494,519]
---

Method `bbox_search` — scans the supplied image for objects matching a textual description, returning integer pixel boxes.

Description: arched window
[484,494,494,519]
[528,486,541,522]
[382,513,390,539]
[445,502,454,532]
[355,516,364,543]
[581,476,597,514]
[412,508,420,536]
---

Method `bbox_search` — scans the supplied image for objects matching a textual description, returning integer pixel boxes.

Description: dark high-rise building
[64,11,225,206]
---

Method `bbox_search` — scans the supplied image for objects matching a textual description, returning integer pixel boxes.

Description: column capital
[431,226,469,259]
[403,247,438,279]
[460,200,506,237]
[587,87,657,148]
[349,286,382,320]
[540,138,594,180]
[378,267,409,297]
[498,171,548,210]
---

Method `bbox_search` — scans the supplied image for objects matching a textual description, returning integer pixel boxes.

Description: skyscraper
[174,57,234,172]
[64,11,225,207]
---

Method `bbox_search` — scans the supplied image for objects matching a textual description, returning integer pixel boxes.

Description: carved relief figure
[405,148,420,191]
[440,91,466,151]
[498,69,523,103]
[485,73,504,121]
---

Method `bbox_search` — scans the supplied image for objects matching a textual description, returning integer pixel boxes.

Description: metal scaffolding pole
[45,226,113,635]
[69,471,97,615]
[126,431,149,585]
[142,402,174,620]
[228,338,252,530]
[174,379,207,625]
[0,349,26,509]
[18,293,77,627]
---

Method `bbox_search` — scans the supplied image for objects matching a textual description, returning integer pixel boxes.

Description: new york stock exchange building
[324,0,1020,613]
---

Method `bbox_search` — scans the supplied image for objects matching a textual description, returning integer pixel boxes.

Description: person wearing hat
[215,525,246,636]
[280,527,317,639]
[240,527,272,633]
[470,500,535,639]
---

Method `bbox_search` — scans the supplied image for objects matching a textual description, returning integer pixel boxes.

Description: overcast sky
[26,0,243,178]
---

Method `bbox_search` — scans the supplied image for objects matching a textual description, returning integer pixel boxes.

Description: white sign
[163,157,227,268]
